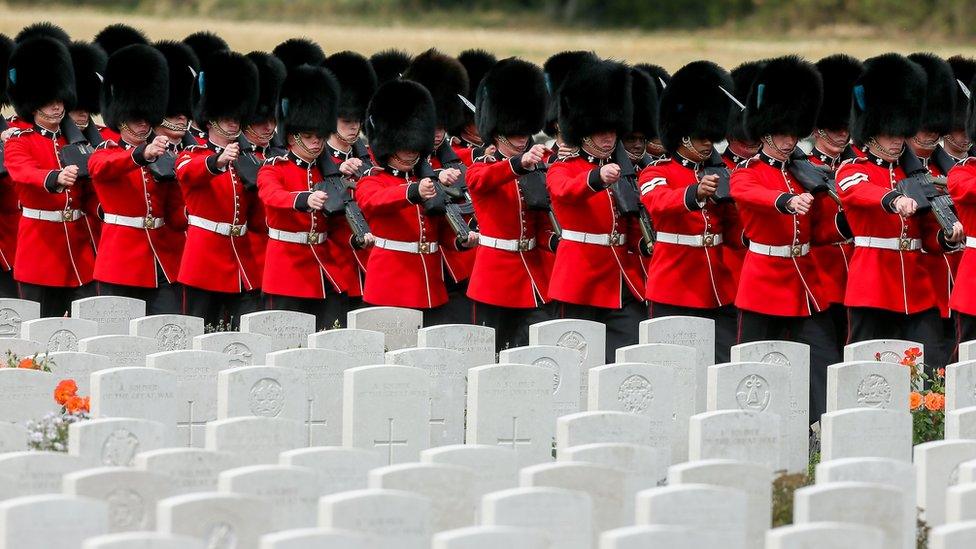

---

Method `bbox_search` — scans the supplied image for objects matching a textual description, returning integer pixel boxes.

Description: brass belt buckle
[518,239,530,252]
[791,244,803,257]
[418,242,431,254]
[703,233,715,247]
[899,237,910,250]
[143,215,156,229]
[61,209,74,222]
[230,225,243,237]
[306,231,319,245]
[609,232,621,246]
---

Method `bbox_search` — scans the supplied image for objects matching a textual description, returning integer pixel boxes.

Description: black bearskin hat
[455,49,497,134]
[272,38,325,72]
[93,24,148,56]
[948,55,976,132]
[7,37,76,120]
[182,31,228,65]
[15,22,69,45]
[245,52,286,126]
[558,60,632,147]
[403,49,469,132]
[68,41,107,114]
[630,65,659,139]
[322,51,378,122]
[815,54,863,132]
[154,40,199,119]
[908,53,955,135]
[365,79,436,165]
[193,50,258,126]
[727,60,764,142]
[476,57,547,143]
[636,63,670,98]
[850,53,927,144]
[659,60,734,154]
[100,44,168,131]
[369,49,411,86]
[745,55,822,140]
[542,50,598,136]
[279,64,339,137]
[0,34,14,107]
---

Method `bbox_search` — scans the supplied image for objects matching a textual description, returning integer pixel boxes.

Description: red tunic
[836,155,943,314]
[88,140,186,287]
[730,154,831,316]
[639,156,737,309]
[948,159,976,316]
[808,150,853,306]
[257,153,346,299]
[547,154,645,308]
[358,167,463,308]
[466,151,555,308]
[4,126,98,287]
[175,143,262,293]
[430,144,475,284]
[920,160,959,318]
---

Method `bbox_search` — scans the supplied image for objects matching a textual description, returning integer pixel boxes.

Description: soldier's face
[498,135,529,156]
[687,137,713,158]
[68,110,89,128]
[336,118,361,142]
[646,138,665,156]
[123,120,151,141]
[729,138,760,156]
[768,134,798,153]
[298,132,324,156]
[622,133,647,156]
[912,130,940,153]
[34,101,64,125]
[391,150,420,171]
[215,118,240,134]
[590,131,617,151]
[434,128,447,148]
[945,129,972,154]
[246,119,277,145]
[872,135,905,159]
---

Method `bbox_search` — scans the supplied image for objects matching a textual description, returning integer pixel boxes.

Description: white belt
[854,236,922,251]
[749,241,810,258]
[966,236,976,249]
[561,229,626,246]
[655,231,723,247]
[268,227,326,245]
[21,207,84,222]
[187,215,248,237]
[374,237,439,254]
[103,213,165,230]
[480,235,536,252]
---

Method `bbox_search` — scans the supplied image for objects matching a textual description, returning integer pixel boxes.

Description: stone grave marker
[258,528,375,549]
[0,423,26,454]
[639,316,715,413]
[421,445,519,506]
[914,440,976,527]
[946,406,976,439]
[205,417,304,466]
[843,339,922,364]
[0,368,57,424]
[240,310,315,350]
[481,487,592,549]
[820,408,912,462]
[587,363,674,454]
[216,365,307,423]
[634,484,747,549]
[929,522,976,549]
[347,307,423,352]
[90,367,178,443]
[21,317,98,352]
[219,464,320,530]
[431,526,550,549]
[45,351,110,395]
[157,492,273,549]
[0,494,108,548]
[68,418,167,467]
[688,410,782,471]
[599,525,712,549]
[417,324,495,369]
[529,319,605,408]
[946,484,976,523]
[386,347,466,447]
[63,467,173,532]
[343,365,429,464]
[369,463,477,532]
[308,327,385,365]
[80,334,161,370]
[0,298,39,338]
[560,442,669,494]
[793,482,911,549]
[147,350,236,447]
[0,337,41,359]
[72,296,145,336]
[135,448,239,495]
[130,315,205,352]
[826,361,909,412]
[960,341,976,362]
[555,411,652,451]
[280,447,385,496]
[500,345,580,417]
[946,360,976,412]
[82,532,205,549]
[764,523,884,549]
[0,451,84,497]
[521,461,627,542]
[319,489,432,549]
[193,332,275,367]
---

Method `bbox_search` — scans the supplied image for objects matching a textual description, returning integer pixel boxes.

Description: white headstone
[481,487,592,549]
[217,365,307,424]
[369,463,477,532]
[947,361,976,412]
[929,522,976,549]
[258,528,374,549]
[521,461,627,542]
[280,447,385,496]
[764,523,884,549]
[319,489,432,549]
[0,423,26,454]
[432,526,550,549]
[308,328,385,365]
[219,464,320,530]
[555,411,653,451]
[0,298,40,338]
[914,440,976,527]
[72,296,145,336]
[205,417,304,466]
[421,445,519,506]
[193,332,275,367]
[638,316,715,413]
[240,310,315,350]
[90,367,178,443]
[83,532,205,549]
[587,363,673,459]
[826,361,910,412]
[688,410,782,471]
[560,442,669,493]
[599,525,712,549]
[21,317,98,352]
[157,492,274,549]
[417,324,495,369]
[500,345,580,417]
[45,351,110,395]
[342,365,429,464]
[0,494,107,548]
[0,368,57,424]
[347,307,423,352]
[844,339,922,364]
[947,484,976,523]
[529,319,605,408]
[63,467,173,532]
[130,314,204,352]
[466,364,555,467]
[68,418,167,467]
[634,484,747,549]
[793,482,911,549]
[947,406,976,440]
[0,338,40,359]
[820,408,912,462]
[0,451,84,497]
[135,447,239,495]
[147,350,236,447]
[386,347,466,447]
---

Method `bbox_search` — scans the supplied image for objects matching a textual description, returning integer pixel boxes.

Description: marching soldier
[257,65,350,329]
[4,36,98,316]
[272,38,326,73]
[92,23,147,56]
[0,34,18,297]
[66,41,108,140]
[541,51,598,158]
[621,65,661,276]
[836,53,963,359]
[452,49,497,163]
[467,58,555,350]
[731,55,840,422]
[945,56,976,161]
[947,71,976,343]
[635,63,670,161]
[175,51,262,327]
[639,61,739,363]
[153,40,200,151]
[358,79,478,314]
[548,59,646,362]
[89,44,185,314]
[369,49,411,86]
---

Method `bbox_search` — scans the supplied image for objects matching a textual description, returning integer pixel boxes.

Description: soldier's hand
[0,127,17,143]
[340,157,363,178]
[463,231,480,248]
[362,232,376,247]
[217,143,240,168]
[599,163,621,185]
[419,178,437,200]
[894,195,917,218]
[307,190,327,210]
[143,136,169,162]
[58,165,79,188]
[521,144,547,169]
[438,168,461,186]
[697,174,719,199]
[948,221,965,243]
[788,193,815,215]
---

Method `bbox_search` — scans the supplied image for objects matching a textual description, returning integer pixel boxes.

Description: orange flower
[938,368,946,378]
[64,395,89,414]
[910,392,923,410]
[906,347,922,359]
[924,392,945,412]
[17,358,35,369]
[900,357,913,366]
[54,379,78,405]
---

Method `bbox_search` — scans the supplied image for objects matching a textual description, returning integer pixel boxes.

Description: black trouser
[958,313,976,354]
[19,281,96,318]
[849,306,945,371]
[97,263,183,315]
[265,292,350,332]
[0,270,17,299]
[427,277,474,326]
[473,301,555,352]
[184,286,263,331]
[648,302,738,364]
[826,303,848,357]
[347,296,366,313]
[942,313,958,365]
[738,308,841,427]
[559,292,647,364]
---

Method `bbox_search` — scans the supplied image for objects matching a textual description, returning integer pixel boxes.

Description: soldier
[638,61,739,363]
[836,54,963,359]
[14,22,70,46]
[92,23,148,57]
[452,49,497,163]
[946,56,976,161]
[182,32,230,143]
[0,34,18,297]
[635,63,670,161]
[66,41,108,141]
[89,44,185,314]
[369,49,411,86]
[257,65,350,329]
[467,58,555,350]
[153,41,200,151]
[547,59,646,363]
[272,38,326,73]
[730,55,840,422]
[947,71,976,343]
[4,36,98,316]
[175,51,262,328]
[357,80,478,314]
[621,65,660,276]
[541,51,599,159]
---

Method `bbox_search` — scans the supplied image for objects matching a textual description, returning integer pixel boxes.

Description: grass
[4,4,976,70]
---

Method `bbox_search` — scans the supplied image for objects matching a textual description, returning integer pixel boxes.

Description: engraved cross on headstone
[497,416,532,449]
[177,401,209,447]
[374,417,408,465]
[305,398,328,447]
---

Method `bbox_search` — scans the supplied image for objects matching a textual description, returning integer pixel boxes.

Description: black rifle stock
[59,120,96,179]
[611,143,655,249]
[897,147,959,234]
[788,149,842,206]
[313,154,373,248]
[702,149,733,203]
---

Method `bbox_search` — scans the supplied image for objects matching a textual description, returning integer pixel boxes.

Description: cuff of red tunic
[684,184,704,211]
[406,182,423,204]
[294,191,312,212]
[587,169,608,192]
[206,154,226,175]
[881,190,902,213]
[776,193,797,214]
[43,170,62,193]
[510,155,532,176]
[131,144,153,167]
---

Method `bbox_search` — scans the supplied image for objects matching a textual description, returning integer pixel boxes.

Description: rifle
[234,136,269,191]
[611,142,655,250]
[351,139,375,179]
[417,157,471,244]
[897,147,958,234]
[931,146,960,177]
[788,149,843,206]
[433,143,475,216]
[702,149,733,203]
[59,120,98,179]
[313,153,372,248]
[516,162,562,239]
[148,132,200,182]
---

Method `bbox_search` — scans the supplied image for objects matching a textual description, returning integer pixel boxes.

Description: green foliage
[772,472,812,527]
